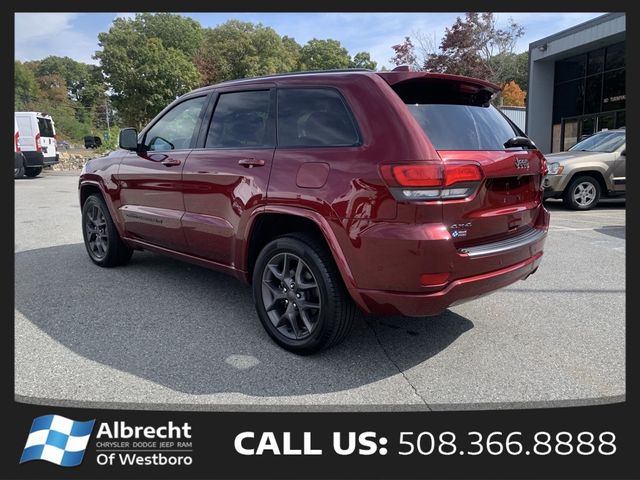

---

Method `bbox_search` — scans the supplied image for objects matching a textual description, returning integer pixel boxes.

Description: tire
[81,194,133,267]
[14,164,24,179]
[252,233,355,354]
[563,175,601,210]
[24,167,42,178]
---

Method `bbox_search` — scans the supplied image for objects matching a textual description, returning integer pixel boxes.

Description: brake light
[381,162,483,201]
[35,132,42,152]
[443,164,482,186]
[15,131,20,152]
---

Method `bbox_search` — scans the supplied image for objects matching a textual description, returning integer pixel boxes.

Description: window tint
[407,104,519,151]
[206,90,273,148]
[38,118,54,137]
[144,96,207,151]
[277,88,359,147]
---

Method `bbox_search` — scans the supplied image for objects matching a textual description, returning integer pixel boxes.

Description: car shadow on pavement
[15,243,474,397]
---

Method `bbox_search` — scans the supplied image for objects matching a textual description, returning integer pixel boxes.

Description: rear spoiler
[376,71,501,107]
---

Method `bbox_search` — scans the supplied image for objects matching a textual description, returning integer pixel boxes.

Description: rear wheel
[82,194,133,267]
[14,164,24,179]
[563,175,601,210]
[252,234,355,354]
[24,167,42,178]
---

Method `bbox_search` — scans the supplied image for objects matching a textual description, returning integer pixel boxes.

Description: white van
[15,118,26,179]
[14,112,59,177]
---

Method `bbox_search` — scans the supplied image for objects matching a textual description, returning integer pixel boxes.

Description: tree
[95,17,200,128]
[350,52,377,70]
[133,13,204,57]
[299,39,351,70]
[14,61,39,110]
[390,37,417,69]
[195,21,301,84]
[424,13,524,84]
[500,80,526,106]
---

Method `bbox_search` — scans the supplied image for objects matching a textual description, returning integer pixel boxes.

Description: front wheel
[252,234,355,354]
[563,175,601,210]
[24,167,42,178]
[82,194,133,267]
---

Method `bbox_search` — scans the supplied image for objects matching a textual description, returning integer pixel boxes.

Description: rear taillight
[35,133,42,152]
[15,131,20,152]
[380,162,483,201]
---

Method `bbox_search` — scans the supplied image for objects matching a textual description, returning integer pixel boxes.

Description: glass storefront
[551,41,625,152]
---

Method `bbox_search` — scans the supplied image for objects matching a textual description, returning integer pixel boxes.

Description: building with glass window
[526,12,625,153]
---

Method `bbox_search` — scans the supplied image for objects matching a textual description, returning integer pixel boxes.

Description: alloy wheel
[572,182,597,207]
[85,204,108,259]
[261,252,321,340]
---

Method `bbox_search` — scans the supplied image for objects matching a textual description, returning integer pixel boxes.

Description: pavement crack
[365,317,432,410]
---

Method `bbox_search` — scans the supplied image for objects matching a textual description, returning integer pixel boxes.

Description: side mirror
[119,128,139,151]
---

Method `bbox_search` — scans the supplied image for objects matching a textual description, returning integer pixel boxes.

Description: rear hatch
[379,72,546,248]
[37,116,57,158]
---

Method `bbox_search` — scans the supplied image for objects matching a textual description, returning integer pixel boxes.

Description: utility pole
[105,96,110,132]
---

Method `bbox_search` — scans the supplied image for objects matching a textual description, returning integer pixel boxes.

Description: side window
[277,88,360,147]
[205,90,274,148]
[144,96,207,151]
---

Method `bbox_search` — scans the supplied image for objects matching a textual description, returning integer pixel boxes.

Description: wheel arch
[79,180,126,237]
[566,169,608,194]
[243,207,367,311]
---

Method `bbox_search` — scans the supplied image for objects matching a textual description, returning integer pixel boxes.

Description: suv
[79,69,549,354]
[543,129,626,210]
[84,135,102,149]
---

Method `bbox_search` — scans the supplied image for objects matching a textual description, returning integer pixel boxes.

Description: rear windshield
[37,117,55,138]
[391,78,521,151]
[407,104,520,151]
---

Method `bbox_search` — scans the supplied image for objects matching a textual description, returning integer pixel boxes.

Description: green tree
[14,61,39,110]
[133,13,204,57]
[299,39,352,70]
[195,20,301,84]
[95,17,200,128]
[350,52,377,70]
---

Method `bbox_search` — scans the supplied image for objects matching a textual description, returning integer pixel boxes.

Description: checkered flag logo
[20,415,95,467]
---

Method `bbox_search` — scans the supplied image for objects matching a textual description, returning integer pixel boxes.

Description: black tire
[14,164,24,179]
[563,175,601,210]
[81,194,133,267]
[252,233,355,354]
[24,167,42,178]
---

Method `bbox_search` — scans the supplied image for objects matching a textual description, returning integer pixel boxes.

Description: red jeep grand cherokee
[79,69,549,353]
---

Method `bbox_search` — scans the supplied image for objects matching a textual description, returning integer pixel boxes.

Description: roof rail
[217,68,373,84]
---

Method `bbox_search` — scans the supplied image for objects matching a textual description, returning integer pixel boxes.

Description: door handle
[161,158,181,167]
[238,158,265,168]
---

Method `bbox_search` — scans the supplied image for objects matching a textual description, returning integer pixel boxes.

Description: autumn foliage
[501,80,526,106]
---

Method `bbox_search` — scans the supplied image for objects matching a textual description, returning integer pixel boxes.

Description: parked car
[14,118,25,179]
[14,112,59,178]
[84,136,102,149]
[79,69,549,353]
[543,129,626,209]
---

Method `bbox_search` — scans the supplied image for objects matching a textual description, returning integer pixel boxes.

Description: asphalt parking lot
[15,172,625,411]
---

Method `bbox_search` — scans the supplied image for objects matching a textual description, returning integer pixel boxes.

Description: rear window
[37,117,55,138]
[407,104,520,151]
[391,78,520,151]
[277,88,360,147]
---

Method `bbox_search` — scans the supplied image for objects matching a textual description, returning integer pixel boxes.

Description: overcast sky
[15,12,606,68]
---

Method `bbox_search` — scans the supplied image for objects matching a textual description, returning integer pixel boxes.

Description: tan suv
[543,129,626,210]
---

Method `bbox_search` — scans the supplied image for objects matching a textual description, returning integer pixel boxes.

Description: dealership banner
[3,401,634,479]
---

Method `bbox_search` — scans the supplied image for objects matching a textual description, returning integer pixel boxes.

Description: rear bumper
[22,151,44,167]
[356,251,543,316]
[340,206,549,316]
[43,154,59,166]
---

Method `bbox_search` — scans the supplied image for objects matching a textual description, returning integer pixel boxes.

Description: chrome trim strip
[458,228,546,258]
